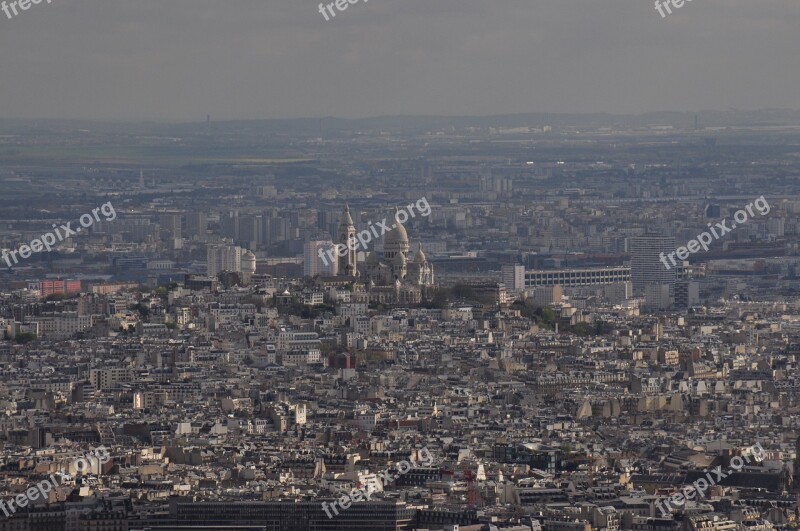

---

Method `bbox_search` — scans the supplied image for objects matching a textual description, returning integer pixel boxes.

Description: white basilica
[336,205,434,305]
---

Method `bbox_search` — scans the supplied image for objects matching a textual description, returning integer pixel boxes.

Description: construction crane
[464,469,475,511]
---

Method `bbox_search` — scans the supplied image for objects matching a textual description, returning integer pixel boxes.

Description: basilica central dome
[384,221,408,246]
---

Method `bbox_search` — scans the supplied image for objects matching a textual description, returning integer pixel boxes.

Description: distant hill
[3,109,800,136]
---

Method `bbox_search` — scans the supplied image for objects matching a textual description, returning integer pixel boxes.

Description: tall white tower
[304,240,337,277]
[207,243,243,277]
[241,250,256,285]
[629,235,677,296]
[337,205,358,277]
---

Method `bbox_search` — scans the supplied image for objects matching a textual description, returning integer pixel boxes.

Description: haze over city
[2,2,800,531]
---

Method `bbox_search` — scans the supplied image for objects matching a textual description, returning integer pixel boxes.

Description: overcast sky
[0,0,797,122]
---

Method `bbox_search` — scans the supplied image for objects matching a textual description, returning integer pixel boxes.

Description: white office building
[628,236,677,296]
[304,240,338,277]
[207,243,244,277]
[502,264,526,293]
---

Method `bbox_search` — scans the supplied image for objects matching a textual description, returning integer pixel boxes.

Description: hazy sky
[0,0,797,121]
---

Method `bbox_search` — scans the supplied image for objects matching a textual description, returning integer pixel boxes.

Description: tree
[511,300,536,319]
[594,320,613,335]
[15,333,37,344]
[569,323,594,336]
[420,287,451,309]
[132,303,150,319]
[510,301,558,329]
[451,283,477,300]
[535,307,557,324]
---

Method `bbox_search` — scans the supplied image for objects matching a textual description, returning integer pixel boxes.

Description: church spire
[337,204,357,277]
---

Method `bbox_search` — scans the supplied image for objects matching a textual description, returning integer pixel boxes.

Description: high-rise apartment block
[628,236,677,296]
[304,240,337,277]
[501,264,526,293]
[207,243,244,277]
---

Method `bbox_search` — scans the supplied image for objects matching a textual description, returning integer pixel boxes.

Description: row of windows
[525,272,629,280]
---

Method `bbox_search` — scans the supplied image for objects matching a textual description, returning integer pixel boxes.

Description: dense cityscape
[1,113,800,530]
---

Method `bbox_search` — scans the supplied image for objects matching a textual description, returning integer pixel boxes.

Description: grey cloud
[0,0,797,120]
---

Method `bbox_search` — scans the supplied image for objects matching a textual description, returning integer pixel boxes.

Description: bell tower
[337,205,358,277]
